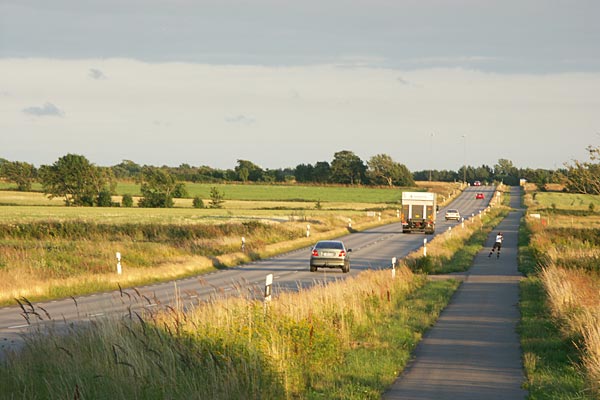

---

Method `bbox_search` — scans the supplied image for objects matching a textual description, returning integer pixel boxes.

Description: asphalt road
[383,186,526,400]
[0,185,495,357]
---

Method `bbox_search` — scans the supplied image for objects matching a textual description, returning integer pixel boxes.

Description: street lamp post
[429,133,434,181]
[462,135,467,184]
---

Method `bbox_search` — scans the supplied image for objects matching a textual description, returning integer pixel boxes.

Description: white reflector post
[264,273,273,302]
[116,252,122,275]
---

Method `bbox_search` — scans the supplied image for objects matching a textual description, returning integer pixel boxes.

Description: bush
[138,193,174,208]
[173,182,188,198]
[121,194,134,208]
[96,190,113,207]
[193,196,205,209]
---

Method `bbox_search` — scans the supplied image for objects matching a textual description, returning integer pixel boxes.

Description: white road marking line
[8,324,30,329]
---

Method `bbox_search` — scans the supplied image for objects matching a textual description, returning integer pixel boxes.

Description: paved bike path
[383,187,527,400]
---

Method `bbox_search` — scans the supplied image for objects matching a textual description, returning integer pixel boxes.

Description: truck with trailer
[400,191,437,234]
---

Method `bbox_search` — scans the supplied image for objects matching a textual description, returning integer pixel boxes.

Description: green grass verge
[518,218,593,399]
[305,279,460,399]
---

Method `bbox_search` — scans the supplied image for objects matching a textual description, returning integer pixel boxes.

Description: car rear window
[315,241,343,249]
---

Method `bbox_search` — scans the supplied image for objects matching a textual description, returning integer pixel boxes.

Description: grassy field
[0,180,462,205]
[520,186,600,398]
[0,181,462,305]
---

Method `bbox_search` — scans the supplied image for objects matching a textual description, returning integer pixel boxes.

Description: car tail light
[338,250,346,257]
[312,249,319,256]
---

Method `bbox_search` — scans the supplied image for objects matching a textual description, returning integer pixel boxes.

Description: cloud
[153,120,172,127]
[225,114,255,125]
[406,56,501,66]
[89,68,106,80]
[22,102,65,117]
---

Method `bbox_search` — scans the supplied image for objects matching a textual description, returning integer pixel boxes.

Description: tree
[564,145,600,194]
[235,159,264,182]
[294,163,314,183]
[39,154,109,206]
[395,163,416,186]
[137,166,179,208]
[494,159,519,185]
[313,161,331,183]
[209,186,225,208]
[330,151,366,184]
[366,154,414,186]
[0,160,37,191]
[111,159,142,179]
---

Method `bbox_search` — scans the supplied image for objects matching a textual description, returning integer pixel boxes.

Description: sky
[1,0,599,172]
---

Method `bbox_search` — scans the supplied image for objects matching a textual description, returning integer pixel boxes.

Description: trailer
[401,192,436,234]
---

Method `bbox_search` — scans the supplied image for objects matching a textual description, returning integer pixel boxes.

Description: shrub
[173,182,188,198]
[96,189,113,207]
[193,196,205,208]
[121,194,134,207]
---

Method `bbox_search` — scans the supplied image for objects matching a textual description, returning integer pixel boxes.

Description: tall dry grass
[1,266,425,399]
[539,264,600,393]
[160,266,420,396]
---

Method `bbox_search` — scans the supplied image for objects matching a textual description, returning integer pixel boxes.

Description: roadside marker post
[391,257,397,279]
[116,252,122,275]
[264,273,273,302]
[306,224,310,238]
[423,238,427,256]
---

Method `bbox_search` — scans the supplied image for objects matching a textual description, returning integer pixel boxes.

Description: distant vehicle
[445,209,461,221]
[475,193,485,199]
[401,192,436,234]
[473,181,482,186]
[310,240,351,273]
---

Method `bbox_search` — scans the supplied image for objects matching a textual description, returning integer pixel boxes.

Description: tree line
[1,146,598,207]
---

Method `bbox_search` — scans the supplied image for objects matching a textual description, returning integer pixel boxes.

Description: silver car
[445,209,461,221]
[310,240,351,273]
